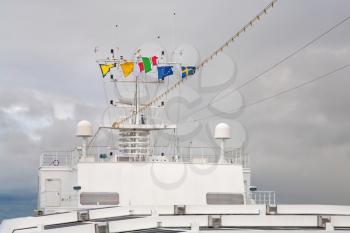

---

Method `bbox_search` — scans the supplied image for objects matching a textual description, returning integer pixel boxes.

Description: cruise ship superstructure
[1,0,350,232]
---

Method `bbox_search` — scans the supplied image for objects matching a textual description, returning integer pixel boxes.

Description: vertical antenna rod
[115,0,279,126]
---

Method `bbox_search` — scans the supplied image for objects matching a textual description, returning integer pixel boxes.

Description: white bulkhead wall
[77,162,245,206]
[38,168,76,211]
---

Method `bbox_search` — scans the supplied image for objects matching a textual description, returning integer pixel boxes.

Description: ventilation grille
[80,192,119,205]
[206,193,244,205]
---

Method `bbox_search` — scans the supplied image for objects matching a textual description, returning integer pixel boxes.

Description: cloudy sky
[0,0,350,220]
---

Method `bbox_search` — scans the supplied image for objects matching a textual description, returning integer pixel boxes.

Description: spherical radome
[214,122,231,139]
[76,120,93,137]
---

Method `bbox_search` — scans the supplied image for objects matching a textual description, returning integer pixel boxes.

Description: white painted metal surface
[77,162,245,206]
[277,205,350,215]
[0,212,78,233]
[2,204,350,232]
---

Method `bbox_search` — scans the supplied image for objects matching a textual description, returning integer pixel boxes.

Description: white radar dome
[76,120,93,137]
[214,123,231,139]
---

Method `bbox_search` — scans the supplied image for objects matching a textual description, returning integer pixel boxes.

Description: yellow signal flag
[120,62,134,78]
[99,63,116,78]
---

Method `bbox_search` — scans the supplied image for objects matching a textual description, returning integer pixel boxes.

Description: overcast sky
[0,0,350,215]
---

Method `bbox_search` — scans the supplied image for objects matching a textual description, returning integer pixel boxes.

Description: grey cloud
[0,88,101,193]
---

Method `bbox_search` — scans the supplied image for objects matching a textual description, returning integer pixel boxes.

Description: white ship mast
[113,70,177,161]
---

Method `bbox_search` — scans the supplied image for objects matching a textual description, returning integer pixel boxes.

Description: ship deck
[2,205,350,233]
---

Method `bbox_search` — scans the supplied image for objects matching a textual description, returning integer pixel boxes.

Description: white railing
[249,191,276,205]
[83,146,248,166]
[40,151,75,168]
[225,149,249,167]
[40,146,248,167]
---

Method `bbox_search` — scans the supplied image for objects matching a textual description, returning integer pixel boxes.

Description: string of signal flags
[99,55,196,81]
[114,0,278,125]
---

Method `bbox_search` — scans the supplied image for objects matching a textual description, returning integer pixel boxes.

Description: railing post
[259,192,261,204]
[201,147,204,161]
[271,192,273,205]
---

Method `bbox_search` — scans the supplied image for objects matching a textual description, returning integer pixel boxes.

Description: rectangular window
[80,192,119,205]
[206,193,244,205]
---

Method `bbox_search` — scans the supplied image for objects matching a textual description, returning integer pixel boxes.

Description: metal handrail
[40,151,73,167]
[40,146,248,167]
[248,191,276,205]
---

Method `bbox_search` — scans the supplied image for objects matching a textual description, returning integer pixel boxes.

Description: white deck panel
[0,212,78,233]
[23,223,96,233]
[109,215,320,230]
[89,206,175,219]
[130,205,175,215]
[186,205,263,215]
[157,215,209,227]
[277,205,350,215]
[89,205,263,220]
[89,206,132,219]
[332,216,350,227]
[108,217,158,232]
[221,215,318,227]
[199,231,350,233]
